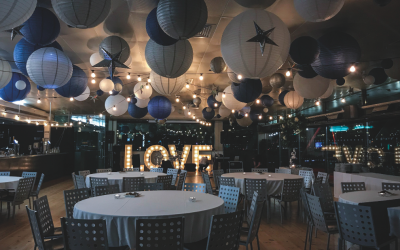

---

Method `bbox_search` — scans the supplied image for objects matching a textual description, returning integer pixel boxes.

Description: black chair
[219,177,236,187]
[78,170,90,178]
[382,182,400,191]
[74,175,86,189]
[218,185,240,213]
[201,173,215,195]
[149,168,163,173]
[183,183,206,193]
[271,178,303,224]
[71,173,77,189]
[0,171,10,176]
[313,182,334,214]
[212,169,224,190]
[167,168,179,186]
[317,172,329,184]
[176,171,187,190]
[96,168,112,173]
[251,168,269,173]
[63,188,90,218]
[341,182,366,193]
[300,188,313,250]
[89,177,109,195]
[0,177,35,218]
[157,175,173,190]
[29,173,45,208]
[94,184,120,197]
[22,171,37,192]
[143,183,164,191]
[123,177,145,192]
[33,195,63,241]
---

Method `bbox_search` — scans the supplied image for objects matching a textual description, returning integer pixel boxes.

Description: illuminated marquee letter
[144,145,169,168]
[192,145,212,170]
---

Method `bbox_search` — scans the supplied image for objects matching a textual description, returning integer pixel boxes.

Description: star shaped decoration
[93,47,130,79]
[247,22,278,56]
[9,24,24,41]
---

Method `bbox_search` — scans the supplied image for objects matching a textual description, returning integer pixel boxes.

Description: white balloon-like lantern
[105,95,129,116]
[237,116,253,127]
[90,52,103,66]
[293,74,330,99]
[134,82,152,99]
[136,98,150,108]
[99,79,114,92]
[294,0,345,22]
[363,75,375,86]
[219,105,231,118]
[0,0,37,31]
[74,86,90,101]
[221,85,246,111]
[0,57,12,89]
[150,71,186,96]
[284,91,304,109]
[215,92,223,102]
[320,82,335,99]
[15,80,26,90]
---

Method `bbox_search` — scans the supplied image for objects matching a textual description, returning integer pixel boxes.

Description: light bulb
[245,113,248,117]
[288,114,292,118]
[192,115,196,119]
[188,111,191,115]
[222,92,226,98]
[15,115,19,120]
[51,123,54,126]
[270,116,273,120]
[193,94,196,98]
[113,105,117,111]
[286,69,291,77]
[27,119,31,123]
[315,100,320,106]
[99,113,103,118]
[256,99,260,104]
[231,109,235,113]
[91,78,96,84]
[2,112,6,116]
[44,123,47,126]
[137,75,142,81]
[91,71,95,78]
[341,98,346,103]
[214,103,218,107]
[199,74,203,81]
[89,118,93,122]
[196,119,199,122]
[147,78,151,83]
[56,123,59,126]
[176,97,180,102]
[145,84,149,89]
[69,97,73,101]
[127,73,131,79]
[237,74,242,80]
[78,121,81,124]
[65,123,67,126]
[183,106,186,110]
[37,98,41,104]
[186,83,189,89]
[280,116,283,119]
[127,97,131,102]
[350,65,356,73]
[258,115,262,120]
[69,122,72,126]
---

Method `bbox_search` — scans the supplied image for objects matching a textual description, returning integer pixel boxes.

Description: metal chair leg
[326,233,330,250]
[304,222,309,250]
[256,235,260,250]
[250,242,253,250]
[309,225,313,250]
[12,203,16,218]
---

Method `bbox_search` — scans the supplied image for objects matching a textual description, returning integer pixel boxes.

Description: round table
[339,190,400,205]
[85,172,166,191]
[221,172,303,196]
[0,176,22,190]
[73,190,225,249]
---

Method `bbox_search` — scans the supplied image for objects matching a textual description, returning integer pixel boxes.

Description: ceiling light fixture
[15,115,19,120]
[214,103,218,107]
[245,113,248,117]
[145,83,149,89]
[91,70,95,78]
[35,122,38,125]
[192,115,196,119]
[288,114,292,118]
[51,123,54,126]
[188,111,191,115]
[27,119,31,123]
[269,116,273,120]
[78,121,81,125]
[44,122,47,126]
[99,113,103,118]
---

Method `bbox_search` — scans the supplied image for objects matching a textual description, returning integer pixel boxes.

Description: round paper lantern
[0,73,31,102]
[74,86,90,101]
[215,92,223,102]
[136,98,150,108]
[260,77,273,94]
[15,80,26,90]
[52,0,111,29]
[0,57,12,89]
[145,39,193,78]
[99,36,130,63]
[150,71,186,96]
[263,108,268,113]
[37,86,45,91]
[193,97,202,106]
[284,91,304,109]
[107,76,123,86]
[96,89,104,96]
[111,83,123,95]
[297,64,318,79]
[219,105,231,118]
[221,9,290,79]
[130,0,159,13]
[269,73,286,88]
[336,78,345,86]
[128,102,148,118]
[27,47,73,89]
[146,7,178,46]
[311,32,361,79]
[202,108,215,120]
[125,56,132,67]
[234,111,243,119]
[234,0,276,8]
[90,52,103,66]
[171,106,175,113]
[21,7,60,46]
[249,110,262,122]
[369,68,388,85]
[241,106,251,113]
[260,95,274,107]
[105,95,128,116]
[293,74,330,99]
[363,75,375,86]
[382,59,393,69]
[55,65,87,97]
[227,68,242,84]
[278,90,288,106]
[207,95,221,109]
[385,58,400,80]
[0,0,36,31]
[210,57,227,73]
[320,82,334,99]
[148,96,172,119]
[290,36,320,64]
[134,82,153,99]
[294,0,344,22]
[237,116,253,127]
[221,85,246,111]
[99,79,114,92]
[157,0,208,40]
[231,79,262,103]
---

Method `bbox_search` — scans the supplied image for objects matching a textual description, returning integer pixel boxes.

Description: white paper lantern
[294,0,344,22]
[105,95,128,116]
[284,91,304,109]
[90,52,103,66]
[237,116,253,127]
[134,82,153,99]
[320,82,335,99]
[221,85,246,111]
[0,0,37,31]
[27,48,73,89]
[150,71,186,96]
[130,0,159,13]
[15,80,26,90]
[171,106,175,113]
[263,108,269,113]
[221,9,290,79]
[0,57,12,89]
[74,86,90,101]
[215,92,223,102]
[125,56,132,67]
[227,67,242,84]
[99,79,114,92]
[219,104,231,118]
[293,74,330,99]
[136,98,150,108]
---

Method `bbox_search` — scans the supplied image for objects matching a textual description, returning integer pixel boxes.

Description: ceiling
[1,0,400,121]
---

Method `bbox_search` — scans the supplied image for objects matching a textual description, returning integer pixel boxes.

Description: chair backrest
[157,175,173,190]
[176,171,187,190]
[63,188,90,218]
[183,183,206,193]
[299,170,313,189]
[143,183,164,191]
[0,171,10,176]
[71,172,78,189]
[251,168,269,172]
[244,178,267,202]
[313,176,323,185]
[212,169,224,189]
[75,175,86,189]
[61,217,110,250]
[14,177,35,203]
[96,168,112,173]
[317,172,328,184]
[167,168,179,185]
[205,210,243,250]
[78,170,90,178]
[34,173,45,194]
[89,177,109,194]
[94,184,120,197]
[26,206,45,250]
[229,169,243,173]
[22,171,37,191]
[300,188,312,223]
[219,177,236,187]
[33,195,55,238]
[124,167,140,172]
[202,173,213,195]
[150,168,163,173]
[341,182,366,193]
[123,177,145,192]
[305,193,329,233]
[281,179,303,202]
[218,185,240,213]
[244,191,264,244]
[382,182,400,191]
[136,217,185,250]
[275,168,292,174]
[313,182,334,213]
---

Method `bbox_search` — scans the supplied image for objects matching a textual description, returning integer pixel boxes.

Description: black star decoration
[247,22,278,56]
[93,47,130,79]
[9,24,24,41]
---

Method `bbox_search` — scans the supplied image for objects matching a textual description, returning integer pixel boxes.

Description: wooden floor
[0,172,340,250]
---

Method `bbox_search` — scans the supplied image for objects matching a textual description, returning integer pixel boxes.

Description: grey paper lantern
[237,116,253,127]
[210,57,227,73]
[105,95,128,116]
[52,0,111,29]
[284,91,304,109]
[0,0,37,31]
[193,97,201,106]
[136,98,150,108]
[234,0,276,8]
[219,104,231,118]
[150,71,186,96]
[269,73,286,88]
[293,74,330,99]
[130,0,159,13]
[157,0,208,40]
[0,57,12,89]
[74,86,90,101]
[260,77,273,94]
[294,0,344,22]
[320,82,335,99]
[145,39,193,78]
[221,9,290,79]
[99,36,130,63]
[27,47,73,89]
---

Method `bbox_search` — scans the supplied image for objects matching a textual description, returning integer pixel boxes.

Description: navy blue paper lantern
[0,73,31,102]
[231,78,262,103]
[290,36,320,65]
[130,98,138,105]
[128,102,148,118]
[297,64,318,79]
[107,76,123,85]
[202,108,215,120]
[148,96,171,119]
[234,111,243,119]
[20,7,61,46]
[369,68,388,85]
[96,89,104,96]
[111,83,123,96]
[207,95,221,109]
[260,95,274,107]
[14,38,63,76]
[146,8,178,46]
[215,114,221,118]
[55,65,87,97]
[249,110,261,122]
[37,86,45,91]
[336,78,345,86]
[279,90,289,106]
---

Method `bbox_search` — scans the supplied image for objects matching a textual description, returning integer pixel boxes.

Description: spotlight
[237,74,242,80]
[127,97,131,102]
[286,69,291,77]
[91,78,96,84]
[349,65,356,73]
[113,105,117,111]
[199,73,203,81]
[193,94,196,98]
[222,92,226,98]
[341,98,346,103]
[137,75,142,81]
[256,99,260,104]
[37,98,41,104]
[69,97,73,101]
[127,73,131,79]
[91,70,95,78]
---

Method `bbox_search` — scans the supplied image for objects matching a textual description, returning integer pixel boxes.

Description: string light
[341,98,346,103]
[69,97,73,101]
[56,123,59,126]
[15,115,19,120]
[286,68,291,77]
[113,105,117,111]
[109,90,113,94]
[315,100,320,106]
[237,74,242,80]
[188,111,191,115]
[192,115,196,120]
[147,77,151,83]
[222,92,226,98]
[175,96,180,102]
[69,122,72,126]
[269,116,273,120]
[199,73,203,81]
[186,83,189,89]
[258,115,262,120]
[36,122,39,125]
[193,94,196,98]
[127,97,131,102]
[214,103,218,107]
[44,122,47,126]
[256,99,260,104]
[231,109,235,113]
[37,98,41,104]
[183,106,186,110]
[127,73,131,79]
[196,119,199,122]
[145,83,149,89]
[27,119,31,123]
[288,114,292,118]
[91,78,96,84]
[137,75,142,81]
[244,113,248,117]
[91,70,95,78]
[99,113,103,118]
[349,65,356,73]
[51,123,54,126]
[2,111,6,116]
[65,123,67,126]
[78,121,81,125]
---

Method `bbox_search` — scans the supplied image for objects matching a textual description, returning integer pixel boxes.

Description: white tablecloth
[85,172,166,191]
[0,176,22,190]
[221,172,303,196]
[338,190,400,205]
[73,191,225,249]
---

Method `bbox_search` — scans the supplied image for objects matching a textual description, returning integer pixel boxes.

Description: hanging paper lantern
[234,0,276,8]
[20,7,60,46]
[99,36,130,63]
[284,91,304,109]
[27,47,73,89]
[311,32,361,79]
[96,89,104,96]
[260,77,273,94]
[193,97,202,107]
[221,85,246,111]
[37,86,45,91]
[148,96,172,119]
[297,65,318,79]
[134,82,153,99]
[221,9,290,79]
[336,78,345,86]
[293,74,330,99]
[136,98,150,108]
[215,92,224,102]
[0,73,31,102]
[249,110,262,122]
[149,71,186,96]
[145,39,193,78]
[128,102,148,118]
[231,79,262,103]
[156,0,208,40]
[146,7,178,46]
[171,106,175,113]
[99,79,114,92]
[15,80,26,90]
[369,68,388,85]
[219,105,231,118]
[263,108,269,113]
[90,52,103,66]
[0,57,12,89]
[385,58,400,80]
[234,111,243,120]
[202,108,215,120]
[227,68,242,84]
[130,97,138,105]
[107,76,123,85]
[130,0,159,13]
[125,56,132,67]
[0,0,36,32]
[105,95,128,116]
[52,0,111,29]
[290,36,320,64]
[55,65,87,97]
[111,83,123,96]
[260,95,274,107]
[210,57,227,73]
[382,59,393,69]
[374,0,391,7]
[269,73,286,88]
[293,0,344,22]
[237,116,253,127]
[207,95,221,109]
[320,82,335,99]
[363,75,375,86]
[74,86,90,101]
[278,90,288,106]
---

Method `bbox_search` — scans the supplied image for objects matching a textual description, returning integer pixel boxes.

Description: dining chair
[143,183,164,191]
[61,217,129,250]
[175,171,187,190]
[313,182,334,214]
[94,184,120,197]
[251,168,269,172]
[89,177,109,195]
[29,173,45,208]
[136,217,185,250]
[71,172,77,189]
[167,168,179,186]
[157,175,173,190]
[382,182,400,191]
[26,206,64,250]
[123,177,145,192]
[150,168,163,173]
[22,171,37,192]
[75,175,86,189]
[271,178,303,224]
[0,177,34,219]
[275,168,292,174]
[218,185,240,213]
[341,182,366,193]
[124,167,140,172]
[244,178,267,216]
[212,169,224,190]
[201,173,215,195]
[63,188,90,218]
[78,170,90,178]
[96,168,112,173]
[240,191,264,250]
[317,172,329,184]
[0,171,10,176]
[229,169,243,173]
[33,195,63,241]
[299,170,314,190]
[219,177,236,187]
[183,183,206,193]
[300,188,313,250]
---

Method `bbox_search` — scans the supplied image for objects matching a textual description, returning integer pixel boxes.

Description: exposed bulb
[27,119,31,123]
[288,114,292,118]
[137,75,142,81]
[258,115,262,120]
[69,122,72,126]
[192,115,196,119]
[183,106,186,110]
[113,105,117,111]
[78,121,81,124]
[89,118,93,122]
[15,115,19,120]
[269,116,273,120]
[222,92,226,98]
[244,113,248,117]
[341,98,346,103]
[127,97,131,102]
[256,99,260,104]
[51,123,54,126]
[214,103,218,107]
[349,65,356,73]
[69,97,73,101]
[2,111,6,116]
[199,74,203,81]
[175,97,180,103]
[315,100,320,106]
[147,78,151,83]
[231,109,235,113]
[99,113,103,118]
[237,74,242,80]
[109,90,113,94]
[91,71,95,78]
[44,122,48,126]
[56,123,59,126]
[91,78,96,84]
[37,98,41,104]
[127,73,131,79]
[286,69,291,77]
[145,84,149,89]
[193,94,196,98]
[196,119,199,122]
[65,123,67,126]
[186,83,189,89]
[188,111,191,115]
